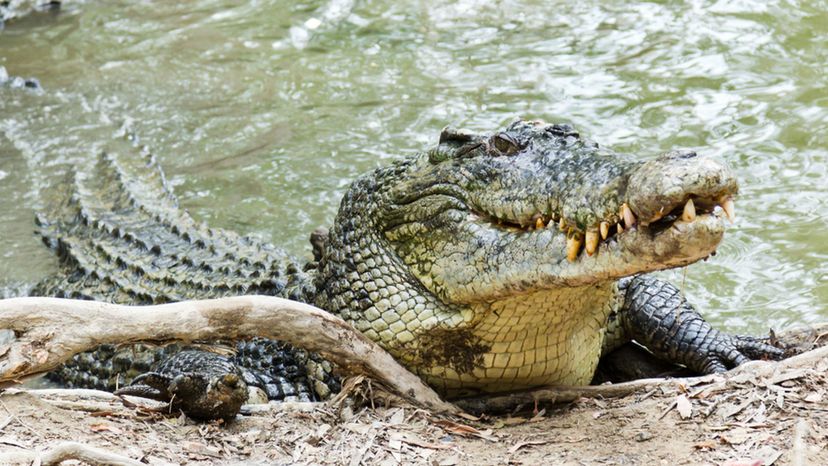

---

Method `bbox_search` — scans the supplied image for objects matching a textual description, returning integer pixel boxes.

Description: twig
[0,441,144,466]
[240,401,321,415]
[791,419,809,466]
[0,397,43,437]
[0,296,459,414]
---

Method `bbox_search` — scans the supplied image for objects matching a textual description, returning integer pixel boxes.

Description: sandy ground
[0,354,825,466]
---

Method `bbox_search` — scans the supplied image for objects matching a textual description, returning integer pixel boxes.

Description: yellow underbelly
[406,283,620,397]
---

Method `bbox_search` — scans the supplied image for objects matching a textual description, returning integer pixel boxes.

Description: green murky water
[1,0,826,334]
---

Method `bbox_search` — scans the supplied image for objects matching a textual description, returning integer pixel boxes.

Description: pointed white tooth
[621,203,636,228]
[682,198,696,222]
[535,216,545,229]
[566,234,582,262]
[585,230,599,256]
[722,198,735,223]
[617,223,624,235]
[559,217,566,231]
[600,221,609,240]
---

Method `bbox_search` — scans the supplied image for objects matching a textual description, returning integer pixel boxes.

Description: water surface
[1,0,826,333]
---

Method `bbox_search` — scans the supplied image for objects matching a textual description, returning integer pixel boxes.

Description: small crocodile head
[370,119,737,304]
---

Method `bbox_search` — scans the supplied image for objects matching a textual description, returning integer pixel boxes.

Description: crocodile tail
[30,144,334,399]
[32,149,314,304]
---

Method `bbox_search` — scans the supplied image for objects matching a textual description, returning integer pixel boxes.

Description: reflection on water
[0,0,826,333]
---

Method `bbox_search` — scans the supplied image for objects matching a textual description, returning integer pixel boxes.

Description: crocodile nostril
[676,150,697,159]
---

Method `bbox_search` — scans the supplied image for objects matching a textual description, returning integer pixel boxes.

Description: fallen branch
[2,297,826,418]
[454,344,828,414]
[3,387,168,415]
[0,296,459,415]
[0,441,144,466]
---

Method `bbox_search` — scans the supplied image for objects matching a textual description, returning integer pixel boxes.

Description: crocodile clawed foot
[698,333,785,374]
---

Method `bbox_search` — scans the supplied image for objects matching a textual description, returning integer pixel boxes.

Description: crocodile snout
[626,150,738,226]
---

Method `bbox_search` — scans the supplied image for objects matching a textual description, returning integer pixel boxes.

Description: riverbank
[1,344,825,465]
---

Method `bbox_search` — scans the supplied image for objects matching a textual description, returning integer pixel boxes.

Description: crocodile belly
[405,284,622,397]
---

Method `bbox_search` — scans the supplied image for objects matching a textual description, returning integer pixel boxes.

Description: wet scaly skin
[115,350,248,422]
[35,119,781,403]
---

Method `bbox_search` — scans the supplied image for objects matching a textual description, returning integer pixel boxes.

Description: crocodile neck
[313,160,467,347]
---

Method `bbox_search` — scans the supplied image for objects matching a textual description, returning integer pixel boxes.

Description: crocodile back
[30,147,336,400]
[32,150,314,303]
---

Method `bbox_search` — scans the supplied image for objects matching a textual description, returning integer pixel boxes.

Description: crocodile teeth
[585,230,599,256]
[682,198,696,222]
[721,198,735,223]
[621,203,636,228]
[599,221,609,240]
[559,217,566,231]
[617,223,624,234]
[566,235,582,262]
[535,217,545,229]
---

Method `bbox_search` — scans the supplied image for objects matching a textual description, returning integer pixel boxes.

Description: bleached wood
[0,441,145,466]
[0,296,459,414]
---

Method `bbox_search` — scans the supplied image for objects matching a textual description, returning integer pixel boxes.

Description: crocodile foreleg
[604,275,784,375]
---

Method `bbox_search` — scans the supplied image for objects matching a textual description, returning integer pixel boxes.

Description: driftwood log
[0,297,826,417]
[0,296,459,414]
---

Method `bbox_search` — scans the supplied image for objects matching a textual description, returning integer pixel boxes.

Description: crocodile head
[376,119,736,304]
[319,119,737,393]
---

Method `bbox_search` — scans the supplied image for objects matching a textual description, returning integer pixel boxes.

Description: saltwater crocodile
[33,119,782,406]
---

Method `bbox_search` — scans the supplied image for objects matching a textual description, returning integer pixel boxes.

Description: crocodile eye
[492,133,521,156]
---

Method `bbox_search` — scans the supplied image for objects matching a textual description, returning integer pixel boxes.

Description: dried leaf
[770,368,810,385]
[676,394,692,419]
[719,428,752,445]
[388,408,405,425]
[183,441,220,457]
[634,432,652,442]
[530,408,546,421]
[508,439,551,454]
[344,422,372,435]
[34,349,49,364]
[396,433,451,450]
[387,435,402,451]
[693,440,718,450]
[721,396,754,419]
[755,445,783,465]
[89,423,122,434]
[432,419,496,441]
[315,423,332,438]
[493,417,527,429]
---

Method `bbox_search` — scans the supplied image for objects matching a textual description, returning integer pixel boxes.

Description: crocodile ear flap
[430,126,485,163]
[439,126,479,145]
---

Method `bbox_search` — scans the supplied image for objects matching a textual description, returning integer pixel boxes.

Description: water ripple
[0,0,826,332]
